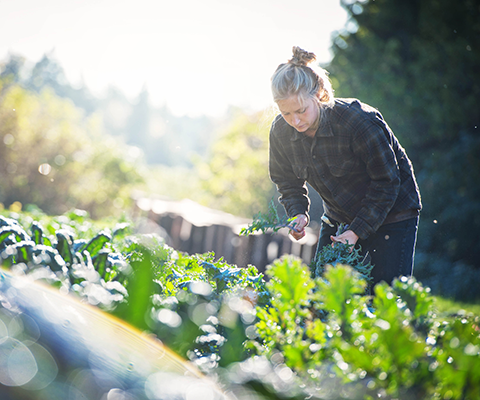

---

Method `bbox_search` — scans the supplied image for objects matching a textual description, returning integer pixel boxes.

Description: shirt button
[313,155,316,159]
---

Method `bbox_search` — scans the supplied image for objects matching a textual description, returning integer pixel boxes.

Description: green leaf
[112,222,131,238]
[0,215,21,229]
[391,276,434,322]
[318,264,367,314]
[311,241,373,284]
[240,199,294,235]
[93,249,110,279]
[0,225,30,244]
[9,240,35,264]
[31,221,44,245]
[85,231,111,258]
[112,245,154,331]
[55,229,74,266]
[266,256,314,307]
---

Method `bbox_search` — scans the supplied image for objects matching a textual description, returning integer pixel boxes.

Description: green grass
[433,295,480,316]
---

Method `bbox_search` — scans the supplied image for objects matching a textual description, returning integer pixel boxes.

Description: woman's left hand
[330,229,359,250]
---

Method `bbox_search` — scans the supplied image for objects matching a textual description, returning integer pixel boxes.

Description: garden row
[0,210,479,400]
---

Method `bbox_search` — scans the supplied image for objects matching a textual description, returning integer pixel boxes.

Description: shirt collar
[316,119,334,137]
[290,115,334,141]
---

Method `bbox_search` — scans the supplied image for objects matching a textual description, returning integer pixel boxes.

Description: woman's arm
[348,118,401,240]
[269,125,310,222]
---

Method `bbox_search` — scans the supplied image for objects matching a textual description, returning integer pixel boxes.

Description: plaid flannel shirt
[269,98,422,240]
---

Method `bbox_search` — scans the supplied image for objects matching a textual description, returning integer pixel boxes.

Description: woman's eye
[298,109,306,114]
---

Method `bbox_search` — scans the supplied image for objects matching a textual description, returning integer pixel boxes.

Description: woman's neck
[304,128,316,138]
[304,105,321,137]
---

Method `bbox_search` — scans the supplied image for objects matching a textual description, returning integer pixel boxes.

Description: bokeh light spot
[0,338,38,386]
[38,163,52,176]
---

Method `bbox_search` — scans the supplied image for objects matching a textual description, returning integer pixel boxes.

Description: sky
[0,0,349,117]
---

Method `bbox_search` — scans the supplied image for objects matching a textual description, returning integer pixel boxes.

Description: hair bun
[289,46,316,66]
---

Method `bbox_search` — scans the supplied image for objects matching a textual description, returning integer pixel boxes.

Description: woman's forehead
[277,95,308,112]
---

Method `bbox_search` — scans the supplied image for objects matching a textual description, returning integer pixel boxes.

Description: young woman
[269,47,422,286]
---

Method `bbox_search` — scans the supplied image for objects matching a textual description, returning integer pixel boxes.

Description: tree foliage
[0,81,145,217]
[327,0,480,297]
[196,110,277,217]
[1,53,217,168]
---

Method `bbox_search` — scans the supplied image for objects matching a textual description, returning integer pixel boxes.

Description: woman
[269,47,422,286]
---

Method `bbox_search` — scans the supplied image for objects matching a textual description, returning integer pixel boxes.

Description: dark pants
[315,216,419,287]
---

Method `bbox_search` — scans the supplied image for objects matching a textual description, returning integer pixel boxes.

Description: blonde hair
[271,46,334,109]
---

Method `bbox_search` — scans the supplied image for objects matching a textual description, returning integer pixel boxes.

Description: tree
[0,54,25,86]
[25,52,98,114]
[125,85,151,150]
[0,81,145,218]
[1,53,218,169]
[326,0,480,299]
[196,109,277,218]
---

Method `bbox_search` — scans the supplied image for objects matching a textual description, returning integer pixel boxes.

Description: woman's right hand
[289,214,308,240]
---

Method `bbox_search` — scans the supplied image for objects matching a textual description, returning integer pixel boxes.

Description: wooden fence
[133,197,320,273]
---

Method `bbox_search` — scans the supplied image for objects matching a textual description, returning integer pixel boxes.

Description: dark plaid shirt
[269,98,422,240]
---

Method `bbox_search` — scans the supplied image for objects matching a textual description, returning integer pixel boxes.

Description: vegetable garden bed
[0,210,479,400]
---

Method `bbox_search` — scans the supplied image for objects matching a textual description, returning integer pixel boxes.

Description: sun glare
[0,0,348,117]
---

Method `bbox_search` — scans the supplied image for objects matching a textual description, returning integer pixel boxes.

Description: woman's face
[277,94,319,136]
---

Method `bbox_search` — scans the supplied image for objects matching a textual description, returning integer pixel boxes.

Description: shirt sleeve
[268,125,310,220]
[348,115,401,239]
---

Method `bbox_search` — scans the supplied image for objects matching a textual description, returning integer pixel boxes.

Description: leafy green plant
[0,210,270,375]
[240,199,297,235]
[125,245,269,368]
[2,210,480,400]
[242,204,373,285]
[252,256,480,400]
[0,212,131,309]
[310,224,373,285]
[253,256,327,371]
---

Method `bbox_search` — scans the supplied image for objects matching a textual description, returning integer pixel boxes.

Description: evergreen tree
[125,85,151,150]
[20,52,98,113]
[0,54,25,85]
